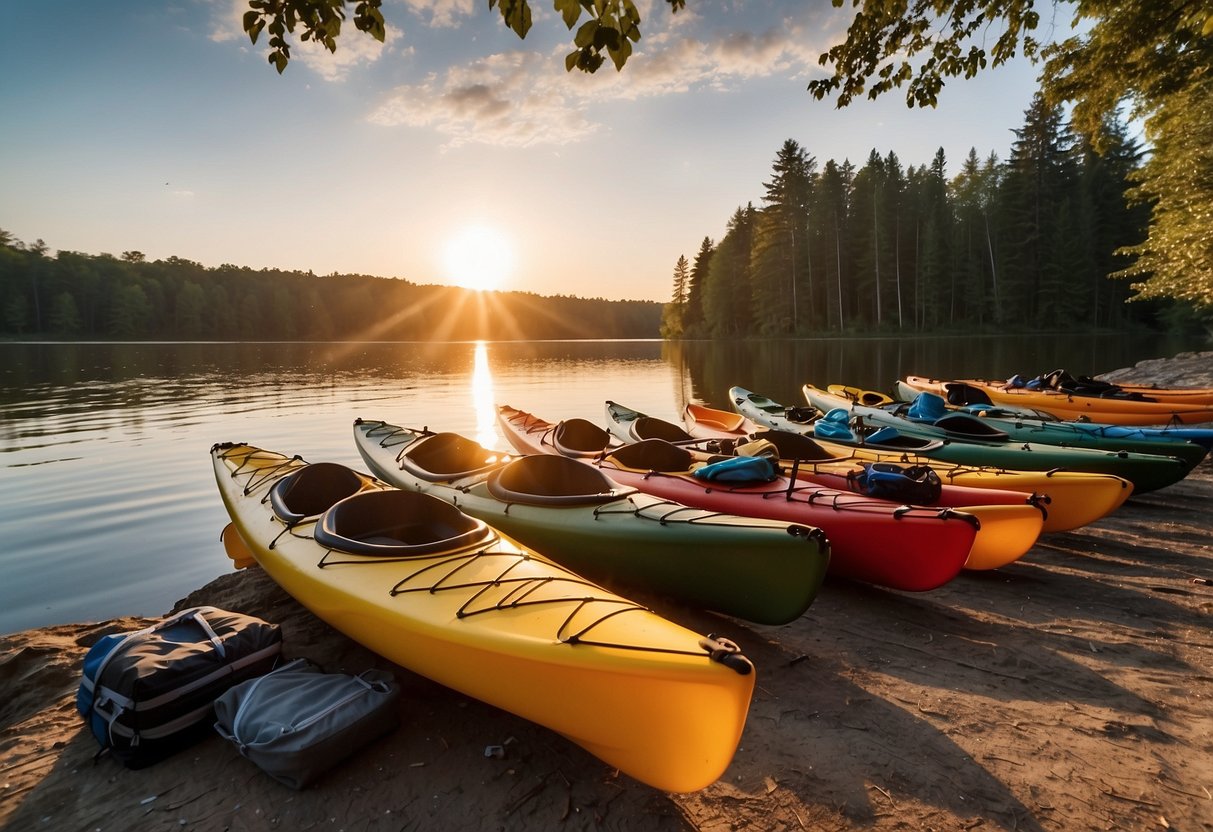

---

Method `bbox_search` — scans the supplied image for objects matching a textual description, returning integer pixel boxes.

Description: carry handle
[143,607,228,658]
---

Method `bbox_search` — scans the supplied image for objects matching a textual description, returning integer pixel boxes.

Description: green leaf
[574,19,598,48]
[593,24,619,51]
[608,34,631,70]
[555,0,581,29]
[565,50,580,72]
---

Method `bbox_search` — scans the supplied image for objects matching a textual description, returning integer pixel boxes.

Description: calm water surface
[1,334,1202,634]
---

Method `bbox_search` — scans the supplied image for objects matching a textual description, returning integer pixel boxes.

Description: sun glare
[443,225,515,292]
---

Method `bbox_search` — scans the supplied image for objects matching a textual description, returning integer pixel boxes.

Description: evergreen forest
[662,94,1202,340]
[0,243,661,342]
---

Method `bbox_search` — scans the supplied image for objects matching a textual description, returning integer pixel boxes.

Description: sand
[3,352,1212,831]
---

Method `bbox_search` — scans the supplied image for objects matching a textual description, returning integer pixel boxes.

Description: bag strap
[230,657,312,744]
[184,610,227,659]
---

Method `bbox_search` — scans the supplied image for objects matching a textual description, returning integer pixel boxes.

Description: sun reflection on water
[471,341,499,449]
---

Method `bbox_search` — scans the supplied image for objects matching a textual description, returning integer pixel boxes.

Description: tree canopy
[809,0,1212,312]
[660,99,1187,340]
[0,236,660,341]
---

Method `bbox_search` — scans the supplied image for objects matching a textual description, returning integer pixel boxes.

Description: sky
[0,1,1066,303]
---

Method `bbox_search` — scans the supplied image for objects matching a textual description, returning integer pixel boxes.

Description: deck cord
[216,445,734,664]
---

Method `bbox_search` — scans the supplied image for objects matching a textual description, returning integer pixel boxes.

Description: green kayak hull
[353,418,831,625]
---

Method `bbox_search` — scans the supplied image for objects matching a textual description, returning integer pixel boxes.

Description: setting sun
[442,225,515,292]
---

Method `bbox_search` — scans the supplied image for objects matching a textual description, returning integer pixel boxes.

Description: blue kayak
[890,380,1213,450]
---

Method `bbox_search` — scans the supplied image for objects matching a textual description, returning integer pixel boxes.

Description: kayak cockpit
[606,439,695,473]
[750,430,838,462]
[399,432,509,483]
[270,462,374,524]
[487,454,636,506]
[632,416,694,442]
[553,418,613,457]
[314,490,496,557]
[931,413,1011,441]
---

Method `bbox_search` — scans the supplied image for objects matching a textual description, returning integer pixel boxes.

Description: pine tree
[749,140,816,334]
[1001,93,1079,323]
[1078,115,1148,326]
[660,255,691,338]
[917,149,952,328]
[952,148,991,325]
[812,160,851,330]
[704,206,756,336]
[683,237,714,336]
[883,151,907,329]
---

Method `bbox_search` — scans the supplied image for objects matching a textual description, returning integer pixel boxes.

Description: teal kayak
[353,418,830,625]
[891,379,1213,451]
[805,384,1209,471]
[739,387,1191,493]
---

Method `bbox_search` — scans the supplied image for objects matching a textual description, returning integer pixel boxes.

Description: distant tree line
[0,239,661,341]
[662,94,1197,340]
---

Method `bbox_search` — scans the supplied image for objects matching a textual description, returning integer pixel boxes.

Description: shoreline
[3,353,1211,831]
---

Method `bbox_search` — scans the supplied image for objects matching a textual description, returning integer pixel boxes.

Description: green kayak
[805,384,1209,470]
[353,418,831,625]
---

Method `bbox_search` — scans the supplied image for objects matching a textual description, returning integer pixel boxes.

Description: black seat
[270,462,366,524]
[608,439,694,472]
[399,432,506,482]
[750,430,836,461]
[486,455,633,506]
[933,413,1010,441]
[553,418,613,456]
[314,490,493,557]
[632,416,693,442]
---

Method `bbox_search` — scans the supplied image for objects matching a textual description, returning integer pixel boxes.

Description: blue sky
[0,1,1061,302]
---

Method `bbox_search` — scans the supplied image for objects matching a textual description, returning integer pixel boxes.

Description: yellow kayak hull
[826,384,894,406]
[807,439,1132,532]
[211,443,755,793]
[956,504,1045,570]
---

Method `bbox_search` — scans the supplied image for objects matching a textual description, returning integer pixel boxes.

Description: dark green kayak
[805,384,1209,471]
[741,386,1193,494]
[354,417,831,626]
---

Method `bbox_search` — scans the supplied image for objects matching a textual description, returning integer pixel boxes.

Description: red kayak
[498,404,976,591]
[594,440,978,592]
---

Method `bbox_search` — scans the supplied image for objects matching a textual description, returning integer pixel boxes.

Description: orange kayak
[902,375,1213,425]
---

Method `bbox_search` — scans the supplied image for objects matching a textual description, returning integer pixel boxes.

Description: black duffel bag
[76,606,282,768]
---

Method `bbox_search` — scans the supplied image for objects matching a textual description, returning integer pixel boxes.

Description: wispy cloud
[368,52,598,147]
[402,0,476,29]
[294,26,399,81]
[368,14,829,147]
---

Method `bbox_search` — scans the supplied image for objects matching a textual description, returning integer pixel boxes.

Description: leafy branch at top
[806,0,1041,109]
[243,0,684,74]
[243,0,386,74]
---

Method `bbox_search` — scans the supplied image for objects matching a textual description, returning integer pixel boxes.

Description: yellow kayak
[826,384,894,406]
[211,443,755,793]
[805,439,1131,533]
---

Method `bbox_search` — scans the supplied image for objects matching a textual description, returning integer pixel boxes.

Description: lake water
[1,334,1203,634]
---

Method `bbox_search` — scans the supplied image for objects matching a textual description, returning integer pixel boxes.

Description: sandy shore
[3,353,1212,831]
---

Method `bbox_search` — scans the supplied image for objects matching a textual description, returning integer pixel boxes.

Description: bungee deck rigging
[357,418,825,536]
[215,442,738,662]
[212,440,759,793]
[356,417,831,626]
